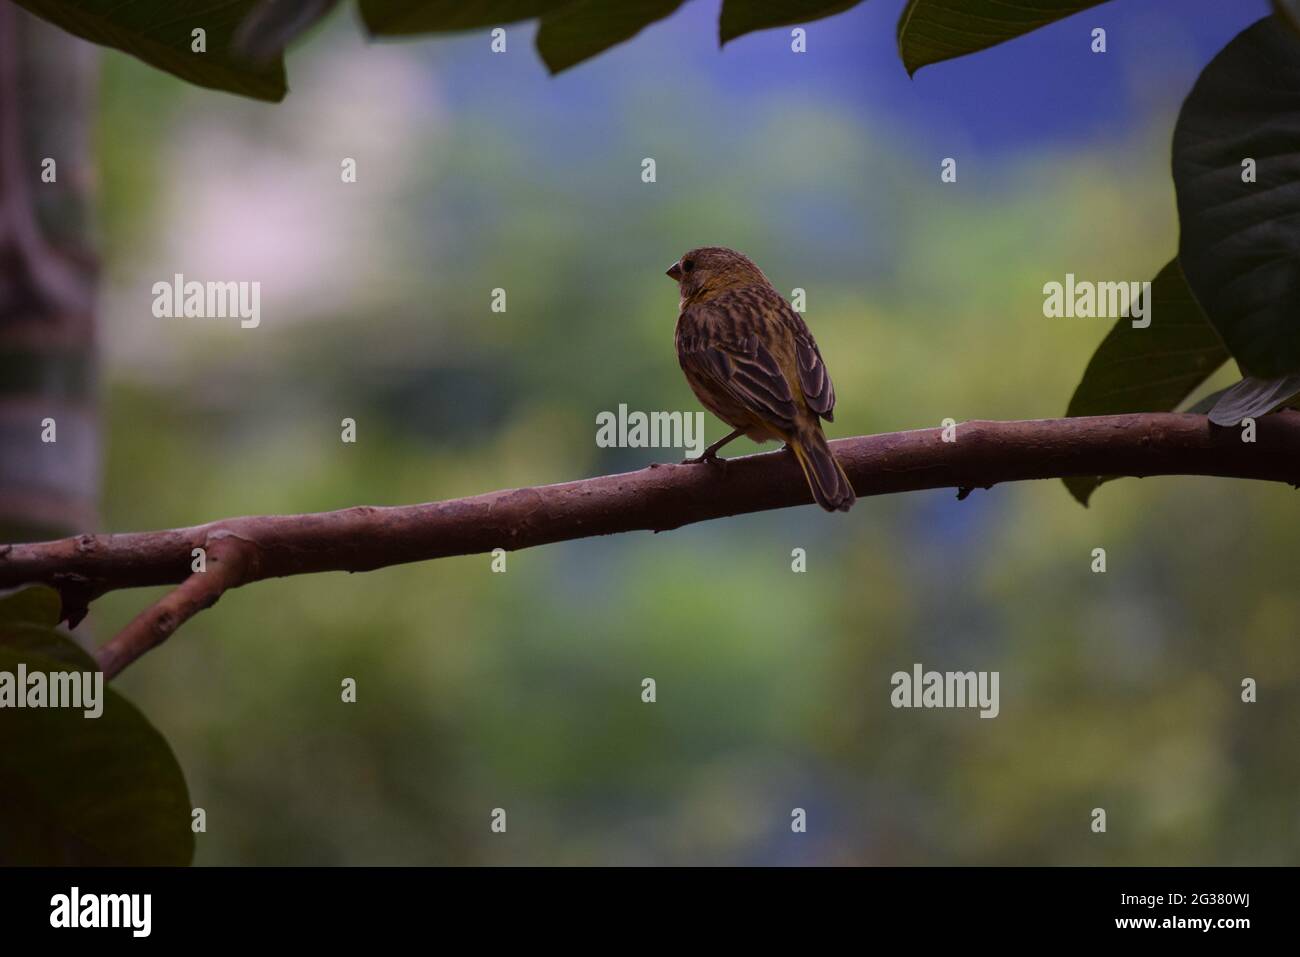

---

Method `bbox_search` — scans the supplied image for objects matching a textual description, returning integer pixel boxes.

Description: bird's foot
[681,449,726,466]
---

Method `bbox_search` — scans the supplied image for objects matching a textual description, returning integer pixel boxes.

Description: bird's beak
[666,261,683,281]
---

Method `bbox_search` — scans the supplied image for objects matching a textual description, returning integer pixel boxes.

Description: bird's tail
[790,427,855,512]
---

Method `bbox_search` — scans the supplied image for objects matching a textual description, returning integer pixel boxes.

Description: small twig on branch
[2,412,1298,679]
[92,534,255,679]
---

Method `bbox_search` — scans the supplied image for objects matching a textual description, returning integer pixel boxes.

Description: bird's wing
[793,330,836,422]
[740,285,837,422]
[772,295,837,422]
[678,303,801,434]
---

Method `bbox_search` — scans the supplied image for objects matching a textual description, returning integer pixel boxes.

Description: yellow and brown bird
[667,246,855,512]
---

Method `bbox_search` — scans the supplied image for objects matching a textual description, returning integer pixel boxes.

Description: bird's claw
[681,451,725,467]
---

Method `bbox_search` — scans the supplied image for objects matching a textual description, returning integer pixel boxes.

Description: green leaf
[0,644,194,865]
[359,0,570,35]
[0,584,63,629]
[897,0,1111,76]
[1173,15,1300,378]
[1275,0,1300,37]
[720,0,862,45]
[13,0,285,101]
[0,586,96,670]
[536,0,686,74]
[1061,259,1230,506]
[0,624,96,670]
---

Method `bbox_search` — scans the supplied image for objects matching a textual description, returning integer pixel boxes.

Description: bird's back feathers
[676,284,837,428]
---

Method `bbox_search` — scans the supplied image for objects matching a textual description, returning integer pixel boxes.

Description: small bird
[667,246,855,512]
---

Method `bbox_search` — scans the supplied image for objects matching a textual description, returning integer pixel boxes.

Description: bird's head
[666,246,768,304]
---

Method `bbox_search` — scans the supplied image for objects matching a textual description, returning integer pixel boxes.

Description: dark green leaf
[1174,15,1300,378]
[0,587,95,670]
[0,624,96,670]
[0,644,194,865]
[13,0,285,101]
[1275,0,1300,37]
[0,584,62,628]
[897,0,1110,76]
[536,0,686,74]
[1062,259,1229,505]
[720,0,862,45]
[359,0,570,35]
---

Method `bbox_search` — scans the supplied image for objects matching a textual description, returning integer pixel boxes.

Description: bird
[666,246,855,512]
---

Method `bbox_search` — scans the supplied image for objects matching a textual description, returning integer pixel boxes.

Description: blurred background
[15,0,1300,864]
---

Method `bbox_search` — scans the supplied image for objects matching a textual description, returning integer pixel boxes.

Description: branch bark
[2,412,1298,677]
[92,534,254,679]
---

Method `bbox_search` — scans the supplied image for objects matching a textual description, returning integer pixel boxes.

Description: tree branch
[92,534,254,679]
[2,412,1298,677]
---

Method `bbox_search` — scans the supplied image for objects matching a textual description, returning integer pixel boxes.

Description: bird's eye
[682,259,695,273]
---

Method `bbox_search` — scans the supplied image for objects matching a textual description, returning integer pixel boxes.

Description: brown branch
[92,534,255,680]
[2,412,1298,677]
